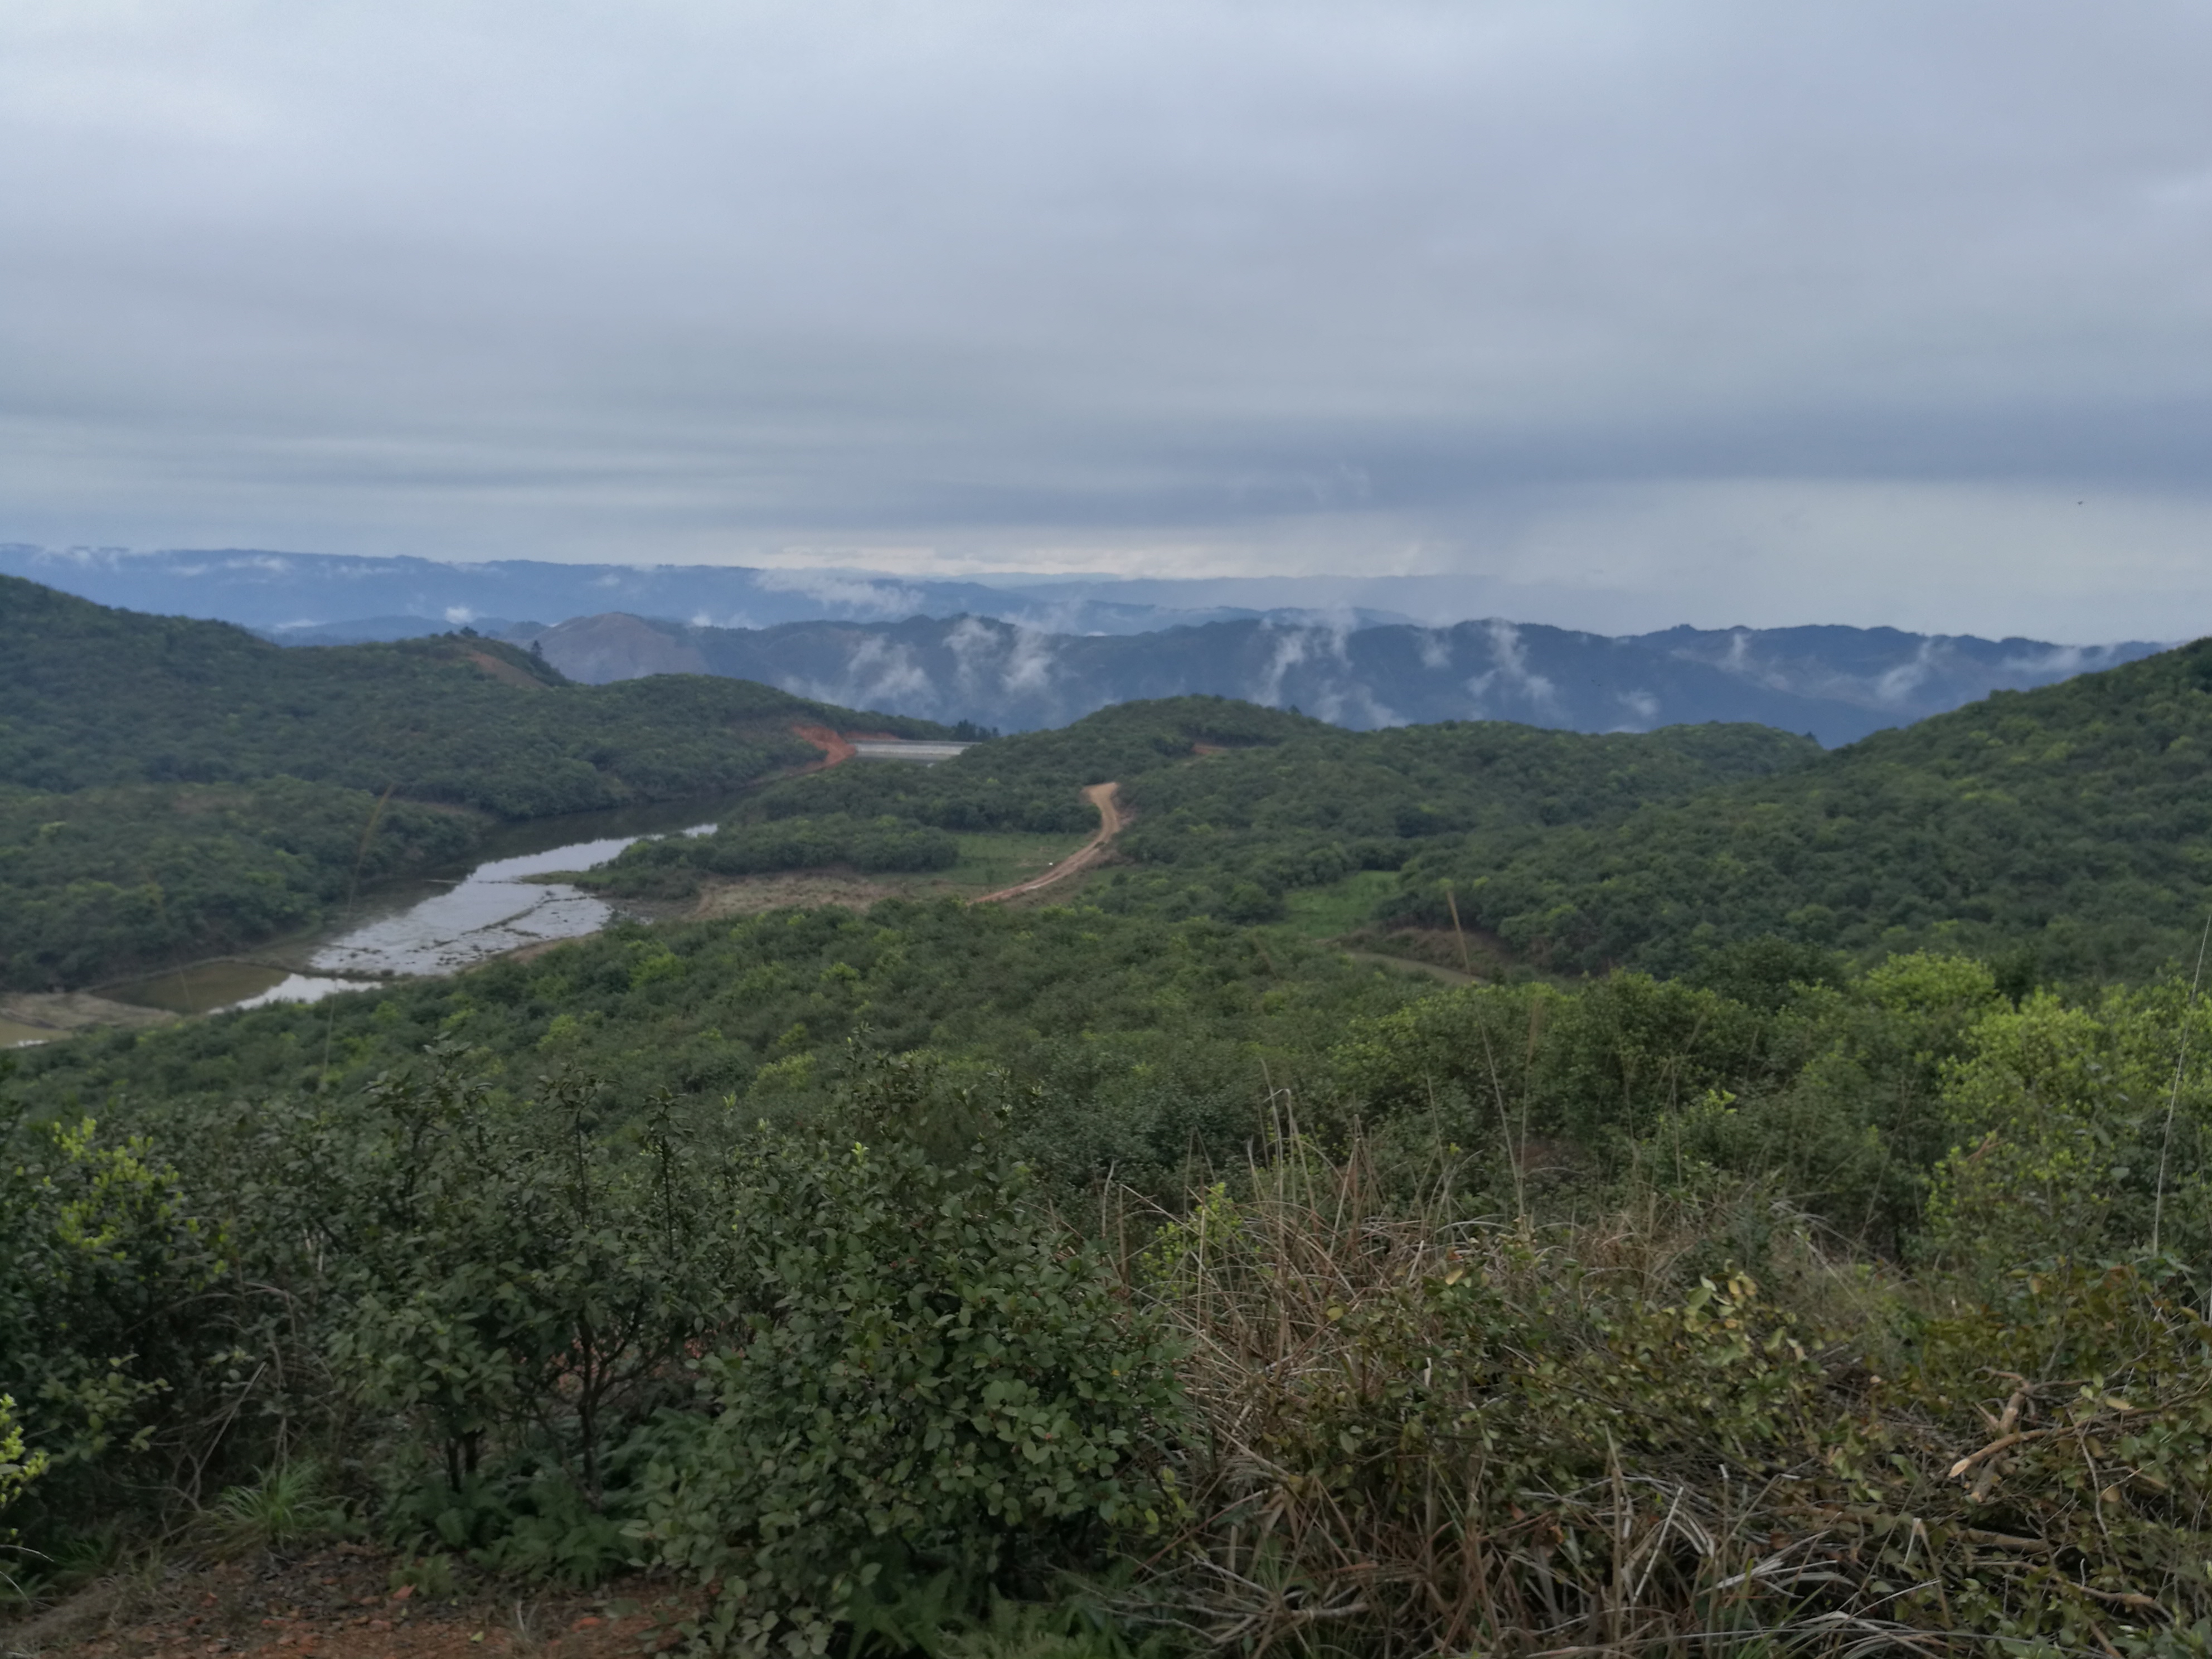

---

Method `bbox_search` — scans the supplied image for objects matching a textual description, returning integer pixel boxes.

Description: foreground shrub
[637,1127,1182,1656]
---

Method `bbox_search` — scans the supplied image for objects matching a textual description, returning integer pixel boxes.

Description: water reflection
[1,1016,52,1049]
[98,811,722,1022]
[307,828,707,978]
[103,959,349,1016]
[229,973,363,1011]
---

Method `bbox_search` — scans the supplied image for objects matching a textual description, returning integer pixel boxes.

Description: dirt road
[977,782,1123,904]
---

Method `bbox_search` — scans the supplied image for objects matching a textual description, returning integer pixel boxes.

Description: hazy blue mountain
[6,541,2160,742]
[510,612,2163,743]
[1636,624,2152,719]
[0,544,1403,638]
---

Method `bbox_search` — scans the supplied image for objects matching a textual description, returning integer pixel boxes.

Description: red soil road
[977,783,1124,904]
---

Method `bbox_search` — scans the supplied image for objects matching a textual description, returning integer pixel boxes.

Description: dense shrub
[589,813,960,896]
[638,1109,1181,1655]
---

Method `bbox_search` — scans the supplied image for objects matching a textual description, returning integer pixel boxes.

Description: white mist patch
[757,570,928,620]
[1001,625,1056,693]
[1873,639,1950,706]
[2000,643,2094,677]
[945,616,1000,696]
[795,635,937,714]
[1464,619,1559,717]
[1253,625,1316,706]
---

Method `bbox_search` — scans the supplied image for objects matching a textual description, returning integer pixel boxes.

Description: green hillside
[0,576,945,988]
[591,694,1820,918]
[1392,636,2212,981]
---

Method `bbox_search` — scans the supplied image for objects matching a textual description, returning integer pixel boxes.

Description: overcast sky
[4,0,2211,638]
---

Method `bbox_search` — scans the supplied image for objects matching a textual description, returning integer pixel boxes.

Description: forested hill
[1397,633,2212,980]
[590,692,1822,925]
[0,575,944,813]
[0,576,947,989]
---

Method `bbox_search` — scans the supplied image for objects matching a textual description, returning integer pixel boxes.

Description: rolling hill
[1391,634,2212,980]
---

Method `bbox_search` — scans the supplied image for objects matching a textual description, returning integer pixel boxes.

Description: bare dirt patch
[11,1544,692,1659]
[1,990,178,1036]
[462,651,547,692]
[688,871,910,919]
[785,724,856,769]
[1335,923,1507,978]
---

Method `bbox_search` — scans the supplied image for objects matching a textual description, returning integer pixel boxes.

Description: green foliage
[11,902,1426,1210]
[709,702,1815,932]
[1878,1262,2212,1653]
[319,1053,741,1512]
[1102,717,1816,926]
[0,1105,239,1538]
[637,1110,1181,1656]
[208,1458,346,1553]
[597,697,1342,898]
[749,698,1331,838]
[1401,636,2212,979]
[1924,978,2212,1278]
[16,931,2212,1652]
[0,779,476,988]
[0,575,942,807]
[0,1393,46,1537]
[1139,1136,2212,1655]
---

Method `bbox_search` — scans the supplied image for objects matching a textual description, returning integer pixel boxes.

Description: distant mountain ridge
[0,543,1405,638]
[511,611,2161,746]
[5,541,2161,741]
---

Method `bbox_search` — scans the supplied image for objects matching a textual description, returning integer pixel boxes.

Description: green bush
[637,1123,1182,1656]
[0,1107,239,1540]
[591,813,961,896]
[323,1053,741,1511]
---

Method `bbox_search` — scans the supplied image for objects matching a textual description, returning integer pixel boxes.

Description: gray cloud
[3,1,2211,636]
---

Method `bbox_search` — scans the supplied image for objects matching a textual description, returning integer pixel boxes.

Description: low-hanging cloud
[1465,619,1560,718]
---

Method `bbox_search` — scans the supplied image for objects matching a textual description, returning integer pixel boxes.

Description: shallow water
[102,962,370,1017]
[98,798,729,1016]
[105,959,312,1015]
[308,833,672,977]
[1,1015,52,1049]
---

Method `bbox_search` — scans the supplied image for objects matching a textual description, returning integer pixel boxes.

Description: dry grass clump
[1112,1128,2212,1658]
